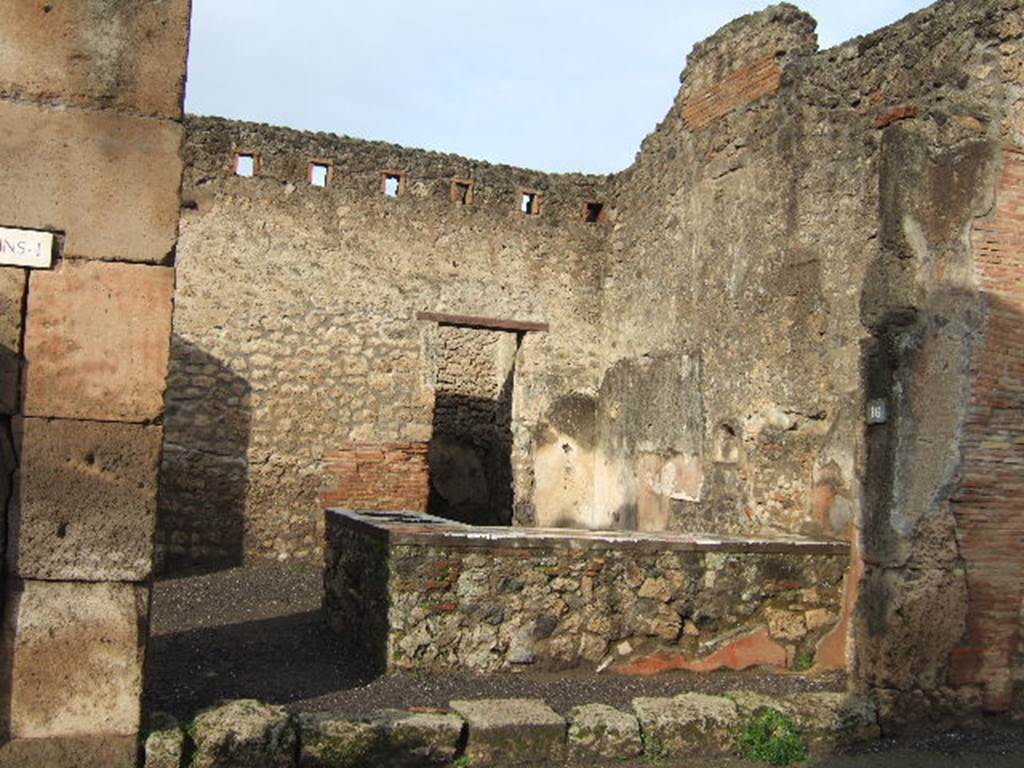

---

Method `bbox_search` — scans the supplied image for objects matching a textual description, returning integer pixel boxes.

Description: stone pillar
[0,1,192,762]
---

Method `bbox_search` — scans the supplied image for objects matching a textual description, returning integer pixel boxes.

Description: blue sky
[185,1,933,173]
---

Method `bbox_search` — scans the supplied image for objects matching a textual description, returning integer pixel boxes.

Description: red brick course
[948,145,1024,711]
[683,54,782,131]
[321,442,429,512]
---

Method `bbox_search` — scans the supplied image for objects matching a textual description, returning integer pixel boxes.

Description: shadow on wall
[156,335,251,575]
[427,369,515,526]
[860,286,1024,712]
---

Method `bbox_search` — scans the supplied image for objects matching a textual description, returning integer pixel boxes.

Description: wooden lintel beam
[415,311,549,333]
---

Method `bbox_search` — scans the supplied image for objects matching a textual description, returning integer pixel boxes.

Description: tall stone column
[0,2,192,764]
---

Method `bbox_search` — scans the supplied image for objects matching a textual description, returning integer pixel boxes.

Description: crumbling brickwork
[321,443,430,513]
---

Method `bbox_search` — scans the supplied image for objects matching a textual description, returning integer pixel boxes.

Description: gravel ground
[145,562,1024,767]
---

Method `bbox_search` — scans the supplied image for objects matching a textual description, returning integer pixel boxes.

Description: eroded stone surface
[24,260,174,422]
[6,580,145,738]
[13,417,162,581]
[0,101,183,262]
[450,698,565,766]
[0,0,191,118]
[632,694,739,758]
[191,699,295,768]
[567,703,642,761]
[0,736,137,768]
[298,709,464,767]
[144,714,185,768]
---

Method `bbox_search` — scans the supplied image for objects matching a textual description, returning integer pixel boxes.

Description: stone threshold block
[0,99,183,263]
[298,708,464,767]
[449,698,566,766]
[11,417,162,582]
[632,693,740,758]
[567,703,643,762]
[24,260,174,422]
[4,580,146,739]
[190,700,295,768]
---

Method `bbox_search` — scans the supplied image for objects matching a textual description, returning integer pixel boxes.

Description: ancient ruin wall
[0,0,191,759]
[591,0,1024,722]
[160,118,613,567]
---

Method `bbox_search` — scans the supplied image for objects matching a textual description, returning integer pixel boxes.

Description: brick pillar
[948,145,1024,711]
[0,1,192,761]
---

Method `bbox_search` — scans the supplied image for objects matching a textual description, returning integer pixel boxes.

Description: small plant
[452,756,472,768]
[740,708,807,766]
[794,651,814,672]
[640,729,667,764]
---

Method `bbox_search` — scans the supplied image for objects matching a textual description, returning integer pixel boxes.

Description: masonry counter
[323,508,851,675]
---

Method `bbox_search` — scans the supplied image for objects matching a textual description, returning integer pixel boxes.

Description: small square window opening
[520,190,540,215]
[451,179,474,206]
[382,173,405,197]
[234,153,258,177]
[584,201,605,223]
[310,162,331,188]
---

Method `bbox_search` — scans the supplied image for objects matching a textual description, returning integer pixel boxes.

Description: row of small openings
[232,152,605,222]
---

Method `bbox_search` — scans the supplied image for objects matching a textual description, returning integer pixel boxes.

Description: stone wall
[0,0,191,761]
[324,509,848,674]
[583,0,1024,726]
[160,117,612,566]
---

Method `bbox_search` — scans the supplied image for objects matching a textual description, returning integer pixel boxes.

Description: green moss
[794,652,815,672]
[740,709,808,766]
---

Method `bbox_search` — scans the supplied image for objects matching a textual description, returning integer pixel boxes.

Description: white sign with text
[0,227,54,269]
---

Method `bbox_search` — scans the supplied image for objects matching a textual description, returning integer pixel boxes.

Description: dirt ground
[144,562,1024,767]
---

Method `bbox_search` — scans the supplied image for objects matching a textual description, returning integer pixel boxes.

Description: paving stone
[567,703,643,761]
[6,580,145,738]
[191,699,296,768]
[632,693,739,759]
[0,100,183,263]
[298,709,464,767]
[23,260,174,422]
[13,417,162,581]
[449,698,566,766]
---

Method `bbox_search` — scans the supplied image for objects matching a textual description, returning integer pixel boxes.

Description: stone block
[144,714,185,768]
[12,417,161,582]
[0,0,191,119]
[298,709,464,767]
[23,260,174,422]
[0,267,26,414]
[567,703,643,761]
[5,580,145,738]
[0,100,183,262]
[780,693,880,750]
[191,699,296,768]
[449,698,565,766]
[632,694,739,758]
[0,736,137,768]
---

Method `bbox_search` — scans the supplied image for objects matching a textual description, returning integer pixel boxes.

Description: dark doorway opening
[427,325,520,526]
